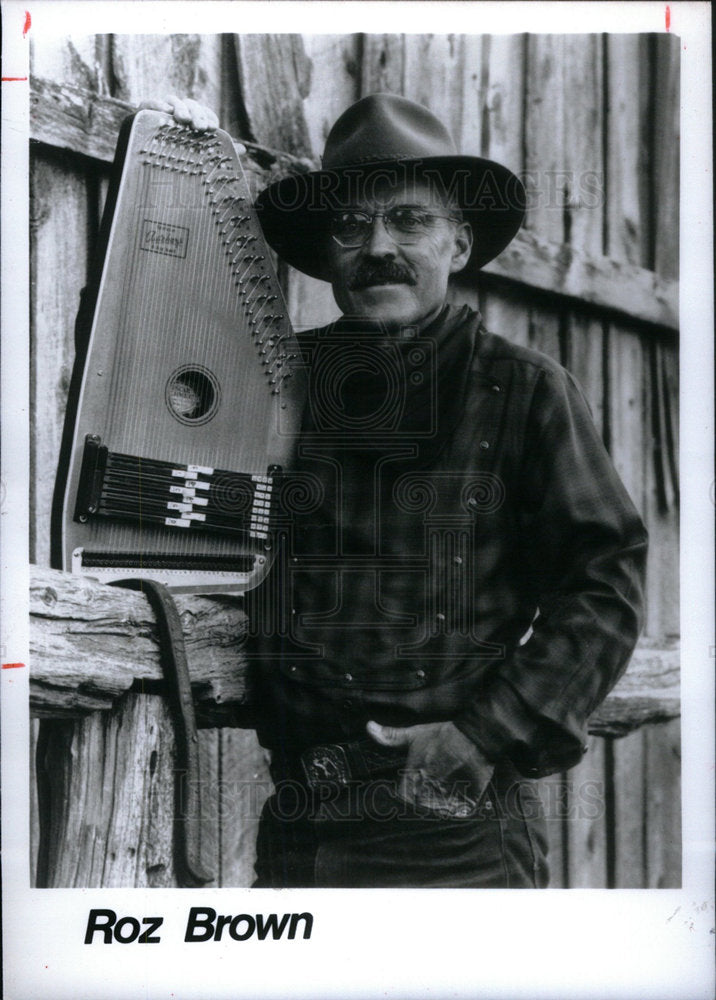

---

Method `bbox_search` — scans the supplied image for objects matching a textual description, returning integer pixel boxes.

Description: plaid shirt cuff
[455,676,588,779]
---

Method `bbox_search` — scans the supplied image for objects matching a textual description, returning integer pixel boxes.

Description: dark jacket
[249,305,648,777]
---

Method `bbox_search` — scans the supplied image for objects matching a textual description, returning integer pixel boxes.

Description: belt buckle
[301,743,351,791]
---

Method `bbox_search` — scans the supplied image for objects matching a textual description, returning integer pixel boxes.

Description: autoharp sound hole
[166,366,220,424]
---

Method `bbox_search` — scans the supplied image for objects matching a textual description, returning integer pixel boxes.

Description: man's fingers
[185,98,219,129]
[163,94,192,123]
[138,98,174,114]
[137,95,219,132]
[366,720,412,746]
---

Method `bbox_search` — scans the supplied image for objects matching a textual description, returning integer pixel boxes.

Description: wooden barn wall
[29,32,680,888]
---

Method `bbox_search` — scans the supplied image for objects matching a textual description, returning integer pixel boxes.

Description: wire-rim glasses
[330,206,461,248]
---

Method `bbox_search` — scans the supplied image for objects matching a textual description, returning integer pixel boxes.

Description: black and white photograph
[1,2,713,998]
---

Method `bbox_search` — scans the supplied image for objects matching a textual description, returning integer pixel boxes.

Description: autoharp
[52,110,305,593]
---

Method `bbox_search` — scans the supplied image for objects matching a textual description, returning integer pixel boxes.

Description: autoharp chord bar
[74,435,276,541]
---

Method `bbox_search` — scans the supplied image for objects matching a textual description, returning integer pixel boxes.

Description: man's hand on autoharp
[139,95,219,131]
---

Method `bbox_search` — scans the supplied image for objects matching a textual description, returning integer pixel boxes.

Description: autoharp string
[98,124,287,555]
[101,129,203,554]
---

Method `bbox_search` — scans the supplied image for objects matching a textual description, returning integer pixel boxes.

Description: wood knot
[41,586,58,606]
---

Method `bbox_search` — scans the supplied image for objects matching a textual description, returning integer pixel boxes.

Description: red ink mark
[665,5,670,31]
[2,662,25,669]
[23,11,31,36]
[2,77,29,82]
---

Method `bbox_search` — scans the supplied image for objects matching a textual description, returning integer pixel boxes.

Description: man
[162,92,647,888]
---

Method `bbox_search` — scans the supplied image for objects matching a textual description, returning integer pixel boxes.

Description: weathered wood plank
[219,729,272,887]
[607,325,647,496]
[562,35,604,254]
[644,717,682,887]
[234,34,313,157]
[360,34,405,95]
[302,34,361,154]
[198,729,221,885]
[652,34,680,282]
[604,317,650,887]
[36,700,271,888]
[484,231,678,331]
[139,701,180,887]
[403,34,466,142]
[30,76,134,162]
[644,343,680,637]
[611,728,647,886]
[605,35,649,267]
[560,46,608,879]
[30,33,109,90]
[559,48,607,879]
[110,34,223,113]
[523,35,565,244]
[480,34,524,169]
[629,35,680,893]
[30,155,89,565]
[641,34,680,636]
[538,773,567,888]
[29,719,41,886]
[30,566,249,717]
[455,34,486,158]
[36,695,179,887]
[527,303,562,362]
[478,286,531,349]
[564,314,605,433]
[565,736,608,888]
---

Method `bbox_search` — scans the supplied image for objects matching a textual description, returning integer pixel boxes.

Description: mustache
[348,260,417,290]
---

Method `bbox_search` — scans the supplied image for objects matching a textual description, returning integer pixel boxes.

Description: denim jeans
[253,760,549,888]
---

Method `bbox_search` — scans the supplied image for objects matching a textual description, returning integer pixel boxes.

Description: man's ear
[449,221,473,274]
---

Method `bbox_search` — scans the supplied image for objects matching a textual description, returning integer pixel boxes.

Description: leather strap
[111,578,213,886]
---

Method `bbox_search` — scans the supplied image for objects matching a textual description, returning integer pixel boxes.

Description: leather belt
[300,739,407,791]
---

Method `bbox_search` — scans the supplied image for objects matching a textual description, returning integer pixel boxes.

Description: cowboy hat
[255,93,525,281]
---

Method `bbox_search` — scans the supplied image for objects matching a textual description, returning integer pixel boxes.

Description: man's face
[326,177,473,334]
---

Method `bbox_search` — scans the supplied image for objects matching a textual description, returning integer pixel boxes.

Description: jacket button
[344,672,353,683]
[491,383,501,393]
[454,555,463,565]
[436,612,446,622]
[415,669,426,682]
[479,440,490,450]
[289,665,297,673]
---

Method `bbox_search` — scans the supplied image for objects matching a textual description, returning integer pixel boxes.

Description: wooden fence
[29,32,680,887]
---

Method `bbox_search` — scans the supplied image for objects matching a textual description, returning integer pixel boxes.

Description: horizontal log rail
[30,76,678,333]
[30,566,680,737]
[30,566,250,719]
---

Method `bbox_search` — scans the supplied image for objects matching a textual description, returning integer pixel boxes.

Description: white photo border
[2,3,713,999]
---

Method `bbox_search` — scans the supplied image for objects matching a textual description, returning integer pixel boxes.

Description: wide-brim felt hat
[255,93,526,282]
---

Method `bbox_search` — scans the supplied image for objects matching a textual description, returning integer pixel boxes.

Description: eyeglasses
[330,207,461,248]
